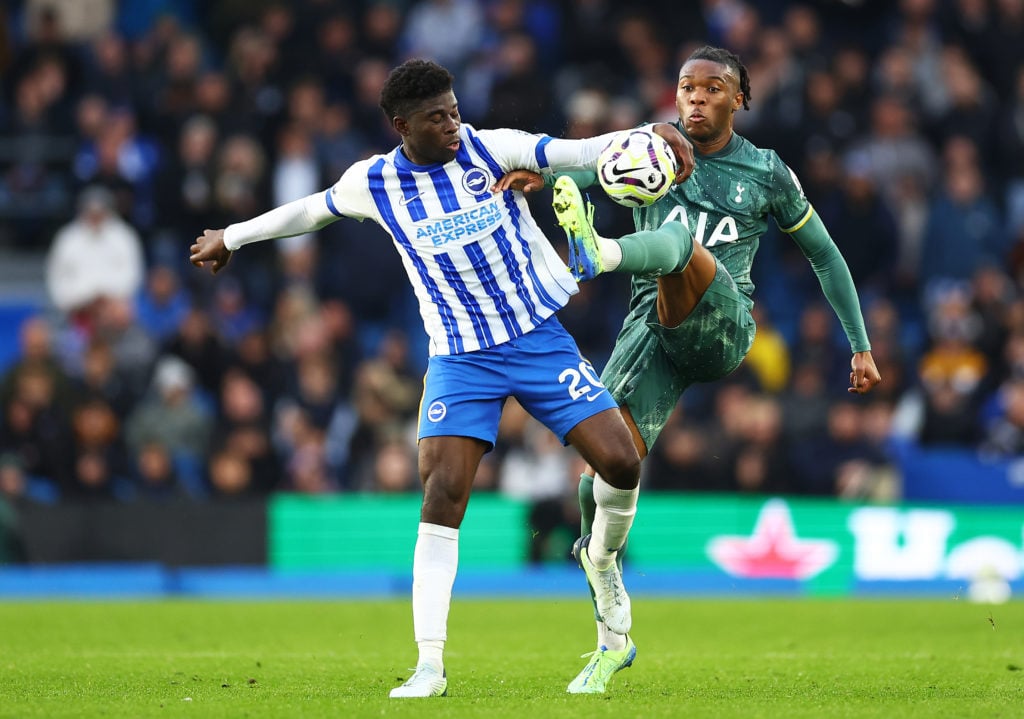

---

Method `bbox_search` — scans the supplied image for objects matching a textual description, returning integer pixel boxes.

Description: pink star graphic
[707,500,838,579]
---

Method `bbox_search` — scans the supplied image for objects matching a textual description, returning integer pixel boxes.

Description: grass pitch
[0,597,1021,718]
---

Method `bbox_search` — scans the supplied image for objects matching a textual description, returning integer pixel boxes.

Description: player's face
[676,59,744,148]
[396,90,461,165]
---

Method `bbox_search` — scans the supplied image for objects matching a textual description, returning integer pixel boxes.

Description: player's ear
[733,92,744,111]
[393,116,409,136]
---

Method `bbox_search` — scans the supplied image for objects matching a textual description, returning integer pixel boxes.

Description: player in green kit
[496,45,882,694]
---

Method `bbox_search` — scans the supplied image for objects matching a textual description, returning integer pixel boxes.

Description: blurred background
[0,0,1023,599]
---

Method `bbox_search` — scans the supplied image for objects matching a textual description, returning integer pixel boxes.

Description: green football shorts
[599,258,755,451]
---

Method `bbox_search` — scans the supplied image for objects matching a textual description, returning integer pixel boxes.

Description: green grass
[0,597,1022,718]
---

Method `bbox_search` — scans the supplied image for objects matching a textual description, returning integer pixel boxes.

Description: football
[597,128,678,208]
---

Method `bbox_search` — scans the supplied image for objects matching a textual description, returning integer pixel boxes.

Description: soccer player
[495,45,881,694]
[190,59,695,699]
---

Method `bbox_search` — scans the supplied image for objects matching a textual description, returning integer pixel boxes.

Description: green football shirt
[630,126,870,353]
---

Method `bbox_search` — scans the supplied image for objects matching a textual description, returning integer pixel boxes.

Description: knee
[420,466,472,527]
[663,222,693,248]
[421,466,470,504]
[663,223,694,267]
[595,446,641,490]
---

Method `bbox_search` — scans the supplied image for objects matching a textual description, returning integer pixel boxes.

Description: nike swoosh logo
[399,192,423,206]
[586,390,607,402]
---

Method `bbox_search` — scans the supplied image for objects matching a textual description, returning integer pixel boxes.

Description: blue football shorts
[418,315,618,448]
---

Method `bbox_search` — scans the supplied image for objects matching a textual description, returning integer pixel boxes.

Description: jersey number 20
[559,361,605,400]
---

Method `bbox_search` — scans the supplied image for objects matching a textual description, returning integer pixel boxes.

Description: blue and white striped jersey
[324,124,605,356]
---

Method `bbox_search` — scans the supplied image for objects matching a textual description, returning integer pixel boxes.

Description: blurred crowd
[0,0,1023,534]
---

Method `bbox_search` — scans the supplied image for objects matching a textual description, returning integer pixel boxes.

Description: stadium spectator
[44,185,145,333]
[0,52,77,247]
[482,32,559,135]
[998,66,1024,237]
[817,154,899,297]
[985,0,1024,97]
[88,297,158,400]
[901,286,989,447]
[23,0,114,43]
[67,395,131,498]
[399,0,484,76]
[74,108,161,229]
[161,307,231,398]
[123,354,212,465]
[791,399,886,495]
[643,403,734,492]
[134,264,191,345]
[929,46,999,167]
[730,394,794,495]
[0,316,73,411]
[271,120,320,278]
[832,44,872,131]
[359,1,404,65]
[846,94,937,209]
[210,276,263,345]
[71,337,134,417]
[82,31,136,108]
[366,437,418,493]
[228,325,288,412]
[131,440,190,501]
[212,367,280,493]
[349,329,421,472]
[969,264,1015,369]
[779,361,833,444]
[980,377,1024,458]
[154,114,221,247]
[309,13,360,107]
[206,447,255,499]
[794,68,861,160]
[919,137,1007,293]
[0,385,68,496]
[281,426,335,494]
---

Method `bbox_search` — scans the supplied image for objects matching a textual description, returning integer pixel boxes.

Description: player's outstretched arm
[491,170,545,194]
[849,351,881,395]
[190,229,232,274]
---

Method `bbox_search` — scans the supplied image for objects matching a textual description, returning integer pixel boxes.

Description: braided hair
[686,46,752,110]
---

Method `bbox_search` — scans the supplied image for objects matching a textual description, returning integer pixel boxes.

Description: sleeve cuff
[223,225,242,251]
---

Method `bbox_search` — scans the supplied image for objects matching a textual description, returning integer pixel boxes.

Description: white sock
[597,620,628,651]
[588,474,638,570]
[597,237,622,271]
[412,522,459,670]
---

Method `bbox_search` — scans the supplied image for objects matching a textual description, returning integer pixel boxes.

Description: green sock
[579,473,596,540]
[613,223,694,276]
[578,474,598,620]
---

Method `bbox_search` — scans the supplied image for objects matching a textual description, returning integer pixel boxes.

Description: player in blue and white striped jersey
[191,59,694,699]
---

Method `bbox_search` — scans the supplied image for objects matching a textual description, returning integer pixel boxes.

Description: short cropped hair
[379,59,455,120]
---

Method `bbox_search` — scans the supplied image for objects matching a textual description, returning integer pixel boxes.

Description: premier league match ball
[597,128,678,208]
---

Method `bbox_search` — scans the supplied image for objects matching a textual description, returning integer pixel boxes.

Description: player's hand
[651,123,695,184]
[190,229,233,274]
[848,351,881,394]
[492,170,545,194]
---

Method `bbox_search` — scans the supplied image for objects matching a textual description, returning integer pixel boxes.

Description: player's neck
[693,128,734,156]
[399,143,435,167]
